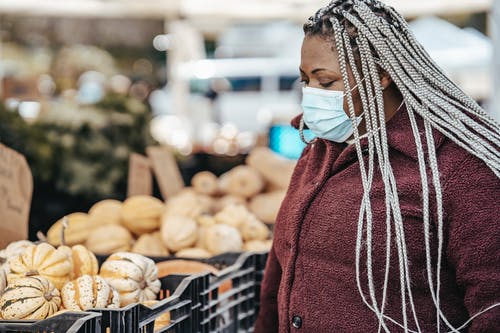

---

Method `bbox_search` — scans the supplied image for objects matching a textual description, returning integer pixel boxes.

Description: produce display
[39,147,294,258]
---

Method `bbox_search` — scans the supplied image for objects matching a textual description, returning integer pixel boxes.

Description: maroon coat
[254,109,500,332]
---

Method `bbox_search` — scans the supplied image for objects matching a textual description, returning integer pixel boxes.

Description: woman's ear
[380,71,393,91]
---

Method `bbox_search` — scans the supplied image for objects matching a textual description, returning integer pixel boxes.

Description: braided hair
[302,1,500,332]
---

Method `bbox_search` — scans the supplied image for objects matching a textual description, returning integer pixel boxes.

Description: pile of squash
[44,147,296,258]
[0,240,170,329]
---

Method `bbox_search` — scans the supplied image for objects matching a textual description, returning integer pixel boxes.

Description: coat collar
[291,106,447,162]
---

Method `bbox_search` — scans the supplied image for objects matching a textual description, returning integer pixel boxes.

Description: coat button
[292,315,302,329]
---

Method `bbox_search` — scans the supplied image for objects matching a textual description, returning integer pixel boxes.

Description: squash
[204,225,242,255]
[246,147,296,189]
[59,245,99,279]
[240,217,269,242]
[0,268,6,295]
[248,190,286,224]
[0,240,34,274]
[156,260,231,294]
[47,213,93,246]
[160,215,198,252]
[132,232,169,257]
[0,276,61,320]
[100,252,161,306]
[191,171,218,196]
[214,195,247,212]
[164,192,213,219]
[61,275,120,310]
[214,204,252,229]
[88,199,123,226]
[121,196,165,235]
[142,300,171,330]
[196,214,216,227]
[86,224,132,255]
[175,248,211,259]
[218,165,264,198]
[8,243,73,290]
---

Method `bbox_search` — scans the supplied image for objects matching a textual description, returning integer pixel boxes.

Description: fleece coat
[253,109,500,333]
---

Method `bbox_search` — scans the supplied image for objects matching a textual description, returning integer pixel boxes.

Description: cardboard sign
[146,146,184,200]
[0,143,32,247]
[127,153,153,197]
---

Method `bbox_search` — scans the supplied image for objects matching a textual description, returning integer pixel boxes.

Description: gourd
[191,171,218,196]
[218,165,264,198]
[204,225,242,255]
[59,245,99,279]
[175,248,211,259]
[47,213,93,246]
[214,204,252,229]
[164,192,213,219]
[132,233,169,257]
[214,195,247,212]
[86,224,132,254]
[121,196,165,235]
[61,275,120,310]
[248,190,286,224]
[88,199,123,226]
[100,252,161,306]
[0,276,61,320]
[0,240,34,273]
[160,215,198,252]
[246,147,296,189]
[8,243,73,290]
[240,217,269,242]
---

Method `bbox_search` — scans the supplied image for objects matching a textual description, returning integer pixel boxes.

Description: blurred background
[0,0,498,238]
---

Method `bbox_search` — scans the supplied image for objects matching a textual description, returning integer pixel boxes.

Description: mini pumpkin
[0,276,61,320]
[61,275,120,310]
[100,252,161,306]
[204,224,242,255]
[86,224,133,255]
[47,213,93,246]
[132,232,169,257]
[164,192,213,219]
[160,215,198,252]
[8,243,73,290]
[240,217,269,242]
[0,240,34,274]
[218,165,264,198]
[214,195,247,212]
[88,199,123,226]
[59,245,99,279]
[214,204,252,229]
[121,196,165,235]
[191,171,219,196]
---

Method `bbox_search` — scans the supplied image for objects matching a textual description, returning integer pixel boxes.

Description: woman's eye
[320,81,335,88]
[300,79,308,86]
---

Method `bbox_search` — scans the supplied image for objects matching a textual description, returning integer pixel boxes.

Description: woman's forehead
[300,35,340,74]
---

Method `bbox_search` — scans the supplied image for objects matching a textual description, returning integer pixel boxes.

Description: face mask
[301,84,364,143]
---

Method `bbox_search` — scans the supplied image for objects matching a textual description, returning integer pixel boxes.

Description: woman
[253,0,500,332]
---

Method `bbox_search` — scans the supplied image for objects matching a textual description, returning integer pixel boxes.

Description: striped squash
[0,276,61,320]
[59,245,99,279]
[100,252,161,306]
[61,275,120,310]
[8,243,73,290]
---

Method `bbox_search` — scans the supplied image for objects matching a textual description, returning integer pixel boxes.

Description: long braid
[303,0,500,332]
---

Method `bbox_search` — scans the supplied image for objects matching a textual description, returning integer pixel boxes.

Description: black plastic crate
[0,311,101,333]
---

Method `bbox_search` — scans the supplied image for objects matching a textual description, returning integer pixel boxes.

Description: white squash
[61,275,120,310]
[0,269,6,295]
[160,215,198,252]
[0,276,61,320]
[0,240,34,274]
[204,224,243,255]
[99,252,161,307]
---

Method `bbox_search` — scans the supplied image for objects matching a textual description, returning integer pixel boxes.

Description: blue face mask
[301,85,364,143]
